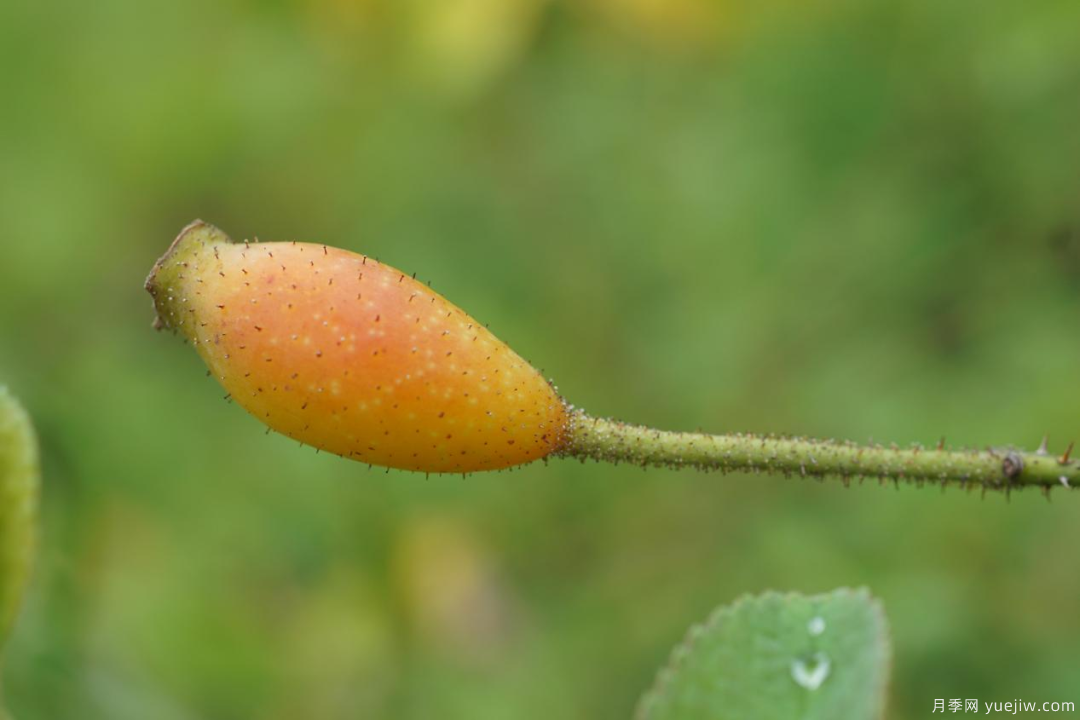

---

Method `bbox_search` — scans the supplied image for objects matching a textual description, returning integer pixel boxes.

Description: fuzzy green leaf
[637,588,890,720]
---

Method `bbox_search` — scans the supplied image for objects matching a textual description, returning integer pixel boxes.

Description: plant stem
[561,411,1079,493]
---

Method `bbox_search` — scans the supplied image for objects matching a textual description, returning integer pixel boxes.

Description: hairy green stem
[562,412,1079,493]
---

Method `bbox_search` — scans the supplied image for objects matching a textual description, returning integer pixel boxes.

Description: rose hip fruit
[146,221,569,473]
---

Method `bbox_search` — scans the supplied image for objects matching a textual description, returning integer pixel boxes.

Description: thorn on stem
[1059,441,1074,465]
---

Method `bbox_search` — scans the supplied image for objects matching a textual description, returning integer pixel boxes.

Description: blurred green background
[3,0,1080,717]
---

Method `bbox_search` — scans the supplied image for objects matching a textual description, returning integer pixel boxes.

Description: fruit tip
[146,220,230,331]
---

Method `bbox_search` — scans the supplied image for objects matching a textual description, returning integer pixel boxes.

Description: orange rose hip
[146,221,569,472]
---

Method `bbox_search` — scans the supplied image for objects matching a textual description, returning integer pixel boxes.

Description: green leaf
[637,588,890,720]
[0,387,39,651]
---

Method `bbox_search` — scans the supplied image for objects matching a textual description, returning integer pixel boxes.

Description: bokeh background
[3,0,1080,717]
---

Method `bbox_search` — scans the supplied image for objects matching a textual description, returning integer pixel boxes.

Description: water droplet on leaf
[791,652,831,691]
